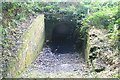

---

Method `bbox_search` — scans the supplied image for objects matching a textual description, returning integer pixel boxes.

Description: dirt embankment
[89,27,119,77]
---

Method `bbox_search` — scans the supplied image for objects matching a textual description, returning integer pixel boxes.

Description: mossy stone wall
[5,14,45,78]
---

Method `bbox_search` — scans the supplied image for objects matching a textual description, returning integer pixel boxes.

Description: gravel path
[18,47,93,78]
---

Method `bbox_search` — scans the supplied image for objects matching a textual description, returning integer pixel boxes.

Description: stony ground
[18,47,92,78]
[18,48,118,78]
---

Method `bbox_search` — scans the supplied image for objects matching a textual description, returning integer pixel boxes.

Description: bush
[86,5,118,30]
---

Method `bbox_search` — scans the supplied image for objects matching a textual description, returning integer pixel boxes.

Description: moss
[82,28,90,64]
[5,14,45,78]
[85,34,90,64]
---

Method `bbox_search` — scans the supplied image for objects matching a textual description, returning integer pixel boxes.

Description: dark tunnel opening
[51,22,76,53]
[44,14,85,54]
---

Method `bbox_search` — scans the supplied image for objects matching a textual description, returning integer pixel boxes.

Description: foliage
[86,6,118,29]
[1,1,119,78]
[81,1,119,48]
[2,1,119,56]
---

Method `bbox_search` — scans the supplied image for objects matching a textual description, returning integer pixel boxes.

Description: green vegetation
[82,1,119,47]
[1,0,120,78]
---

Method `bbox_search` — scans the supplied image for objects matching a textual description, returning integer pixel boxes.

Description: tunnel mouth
[45,22,76,53]
[50,22,76,53]
[45,14,86,54]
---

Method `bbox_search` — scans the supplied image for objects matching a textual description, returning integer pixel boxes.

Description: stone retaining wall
[5,14,45,78]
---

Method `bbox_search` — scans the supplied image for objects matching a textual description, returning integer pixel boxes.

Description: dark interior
[45,20,77,53]
[45,14,85,54]
[51,22,75,53]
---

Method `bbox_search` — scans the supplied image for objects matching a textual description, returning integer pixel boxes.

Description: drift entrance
[45,14,86,55]
[18,14,90,78]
